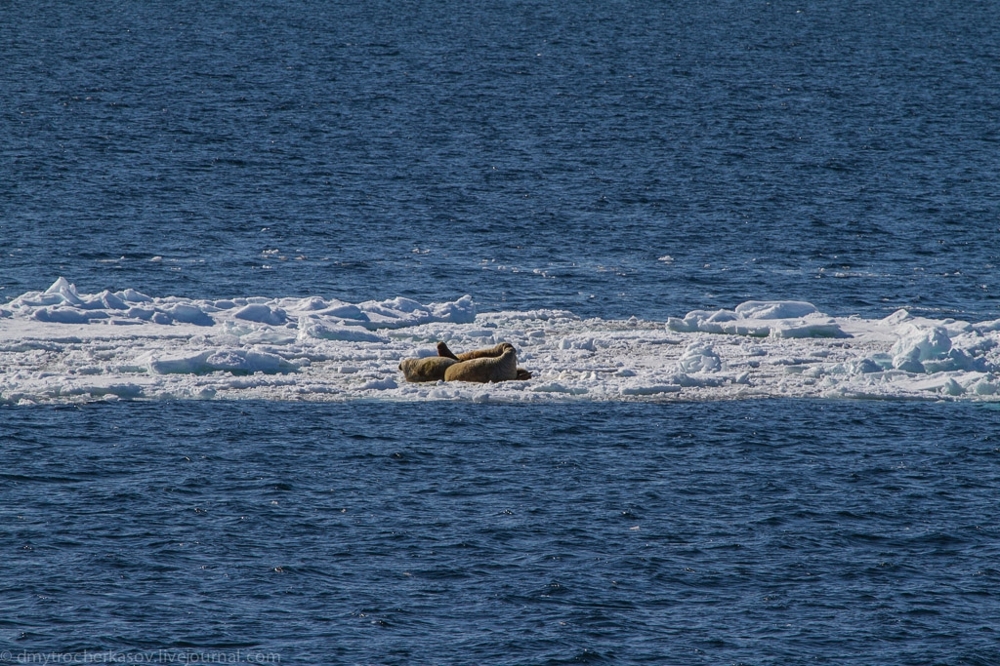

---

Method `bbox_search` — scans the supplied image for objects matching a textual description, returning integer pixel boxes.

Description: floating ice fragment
[206,349,293,374]
[620,384,681,396]
[234,304,286,325]
[34,307,105,323]
[351,295,475,329]
[676,343,721,373]
[667,301,847,338]
[298,318,384,342]
[941,378,964,396]
[44,277,84,306]
[770,319,849,339]
[849,358,883,374]
[117,288,152,302]
[734,301,818,319]
[165,303,214,326]
[531,382,589,395]
[971,378,999,395]
[205,350,254,373]
[891,324,952,373]
[558,337,597,351]
[315,302,367,319]
[295,296,328,311]
[96,290,127,310]
[143,351,213,374]
[360,378,397,390]
[975,319,1000,333]
[882,309,912,326]
[141,348,294,375]
[240,327,298,344]
[669,373,727,388]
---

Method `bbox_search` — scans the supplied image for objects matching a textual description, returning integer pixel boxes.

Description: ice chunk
[430,294,476,324]
[144,351,213,374]
[143,349,294,375]
[734,301,818,319]
[355,295,475,329]
[205,349,294,374]
[360,378,397,390]
[676,343,721,373]
[975,319,1000,333]
[96,290,128,310]
[530,382,589,395]
[558,337,597,351]
[314,302,367,320]
[941,378,965,396]
[165,303,214,326]
[44,277,84,306]
[34,307,105,323]
[296,296,328,311]
[234,304,285,325]
[770,319,849,339]
[891,324,952,373]
[620,384,681,396]
[971,378,999,395]
[298,318,384,342]
[116,288,152,303]
[667,301,846,338]
[125,307,155,321]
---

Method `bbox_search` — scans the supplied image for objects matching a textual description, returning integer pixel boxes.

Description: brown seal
[400,342,532,383]
[444,346,519,383]
[437,341,511,361]
[398,356,459,383]
[437,341,532,380]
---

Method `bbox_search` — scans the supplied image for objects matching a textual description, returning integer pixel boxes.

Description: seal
[437,341,512,361]
[438,341,532,380]
[400,342,532,383]
[444,346,519,383]
[398,356,458,383]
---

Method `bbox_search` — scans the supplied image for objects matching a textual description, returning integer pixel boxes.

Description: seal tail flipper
[437,341,460,360]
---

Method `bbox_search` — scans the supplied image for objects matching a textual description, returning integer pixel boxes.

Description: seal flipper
[436,341,460,360]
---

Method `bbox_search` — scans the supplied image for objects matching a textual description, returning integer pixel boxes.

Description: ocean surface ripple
[4,400,1000,664]
[2,1,999,321]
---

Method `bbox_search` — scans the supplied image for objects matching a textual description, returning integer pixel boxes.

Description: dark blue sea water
[4,1,1000,663]
[3,0,999,320]
[5,400,1000,665]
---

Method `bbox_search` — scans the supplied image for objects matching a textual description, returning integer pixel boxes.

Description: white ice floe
[666,300,848,338]
[2,278,1000,405]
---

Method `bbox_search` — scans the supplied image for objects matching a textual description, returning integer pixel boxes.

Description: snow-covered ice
[2,278,1000,405]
